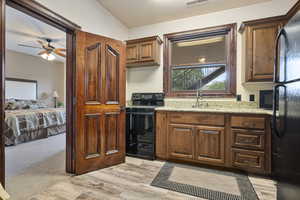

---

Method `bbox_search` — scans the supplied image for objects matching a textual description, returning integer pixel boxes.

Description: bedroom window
[164,24,237,97]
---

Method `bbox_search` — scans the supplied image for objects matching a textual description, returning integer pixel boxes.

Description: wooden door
[75,31,126,174]
[168,124,194,160]
[139,41,154,62]
[126,44,139,64]
[246,22,282,81]
[195,126,225,164]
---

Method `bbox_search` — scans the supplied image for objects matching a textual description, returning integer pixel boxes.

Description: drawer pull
[242,122,255,127]
[239,137,257,144]
[174,128,191,132]
[200,130,219,134]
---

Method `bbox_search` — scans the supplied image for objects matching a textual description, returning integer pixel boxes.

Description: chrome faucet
[193,89,203,108]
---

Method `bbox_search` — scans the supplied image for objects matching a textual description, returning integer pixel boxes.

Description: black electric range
[126,93,164,160]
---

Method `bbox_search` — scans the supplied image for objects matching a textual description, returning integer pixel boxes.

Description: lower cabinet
[168,124,194,160]
[195,126,225,164]
[156,111,271,175]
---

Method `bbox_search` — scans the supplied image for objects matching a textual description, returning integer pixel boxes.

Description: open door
[75,31,126,174]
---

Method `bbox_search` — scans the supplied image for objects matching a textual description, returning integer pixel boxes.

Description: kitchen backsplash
[127,98,259,109]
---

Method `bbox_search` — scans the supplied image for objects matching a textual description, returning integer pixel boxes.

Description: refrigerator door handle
[273,84,286,138]
[274,28,288,84]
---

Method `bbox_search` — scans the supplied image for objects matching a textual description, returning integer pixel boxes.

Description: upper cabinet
[239,16,286,82]
[126,36,162,67]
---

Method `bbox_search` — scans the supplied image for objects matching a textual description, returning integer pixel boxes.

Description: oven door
[130,110,155,159]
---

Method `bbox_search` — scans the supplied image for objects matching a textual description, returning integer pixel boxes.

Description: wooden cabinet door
[126,44,139,64]
[139,41,155,62]
[246,22,282,81]
[156,112,168,159]
[195,126,225,164]
[168,124,194,160]
[75,31,126,175]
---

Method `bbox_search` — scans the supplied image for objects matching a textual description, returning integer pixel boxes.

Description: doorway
[4,5,68,198]
[0,0,80,188]
[0,0,126,194]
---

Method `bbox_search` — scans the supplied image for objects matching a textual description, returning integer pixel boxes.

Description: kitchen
[1,0,299,199]
[123,0,300,199]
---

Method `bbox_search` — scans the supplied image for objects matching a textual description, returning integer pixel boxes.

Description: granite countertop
[155,106,273,115]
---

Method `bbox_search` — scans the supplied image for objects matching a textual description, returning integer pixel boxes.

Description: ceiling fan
[18,38,66,61]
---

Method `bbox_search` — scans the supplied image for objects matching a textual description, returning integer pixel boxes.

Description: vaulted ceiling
[6,6,66,62]
[97,0,271,28]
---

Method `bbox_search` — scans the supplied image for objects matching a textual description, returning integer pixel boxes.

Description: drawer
[232,148,265,172]
[169,112,224,126]
[231,129,265,150]
[231,116,265,129]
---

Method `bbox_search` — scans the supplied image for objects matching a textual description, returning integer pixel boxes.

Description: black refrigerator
[273,9,300,200]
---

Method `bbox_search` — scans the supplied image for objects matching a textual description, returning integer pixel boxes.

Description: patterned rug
[151,162,258,200]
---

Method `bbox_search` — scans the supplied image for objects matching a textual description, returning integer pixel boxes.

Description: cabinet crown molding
[239,15,286,33]
[126,36,162,45]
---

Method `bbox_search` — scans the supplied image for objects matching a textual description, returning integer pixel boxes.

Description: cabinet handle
[175,128,190,132]
[200,130,219,134]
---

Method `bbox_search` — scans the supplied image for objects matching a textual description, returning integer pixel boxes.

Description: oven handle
[130,113,133,131]
[131,112,155,116]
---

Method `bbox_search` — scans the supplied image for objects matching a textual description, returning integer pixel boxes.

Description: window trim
[163,23,237,98]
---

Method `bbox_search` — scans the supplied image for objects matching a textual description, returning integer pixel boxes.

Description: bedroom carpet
[5,133,66,179]
[5,133,69,200]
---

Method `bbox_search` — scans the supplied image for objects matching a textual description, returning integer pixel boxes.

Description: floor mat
[151,162,258,200]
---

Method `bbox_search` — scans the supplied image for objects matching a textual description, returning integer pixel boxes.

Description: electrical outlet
[249,94,255,102]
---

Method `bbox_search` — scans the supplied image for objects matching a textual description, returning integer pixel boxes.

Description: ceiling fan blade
[51,38,65,43]
[38,50,48,55]
[53,50,66,58]
[37,40,45,46]
[18,44,43,49]
[7,29,44,40]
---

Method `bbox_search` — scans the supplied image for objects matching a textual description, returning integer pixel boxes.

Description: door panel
[105,45,119,104]
[85,43,102,104]
[168,124,194,160]
[195,126,225,164]
[104,112,120,155]
[84,113,102,159]
[75,31,126,174]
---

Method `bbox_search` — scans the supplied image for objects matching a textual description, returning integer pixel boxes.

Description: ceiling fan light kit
[17,38,66,61]
[40,52,55,61]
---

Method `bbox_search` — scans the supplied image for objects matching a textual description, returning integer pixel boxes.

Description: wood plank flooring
[29,157,276,200]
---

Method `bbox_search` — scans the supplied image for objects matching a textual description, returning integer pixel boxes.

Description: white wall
[35,0,128,41]
[127,0,297,101]
[6,50,65,107]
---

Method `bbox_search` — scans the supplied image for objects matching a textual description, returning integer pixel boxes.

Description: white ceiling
[6,6,66,62]
[98,0,271,28]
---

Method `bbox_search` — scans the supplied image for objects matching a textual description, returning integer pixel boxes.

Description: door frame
[0,0,81,186]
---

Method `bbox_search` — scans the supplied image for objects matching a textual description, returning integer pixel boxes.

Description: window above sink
[164,23,237,98]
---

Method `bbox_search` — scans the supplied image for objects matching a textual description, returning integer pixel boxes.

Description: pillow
[5,101,20,110]
[37,100,47,108]
[29,104,39,110]
[14,100,29,109]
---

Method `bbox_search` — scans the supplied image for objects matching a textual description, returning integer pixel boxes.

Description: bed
[4,78,66,145]
[4,108,66,145]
